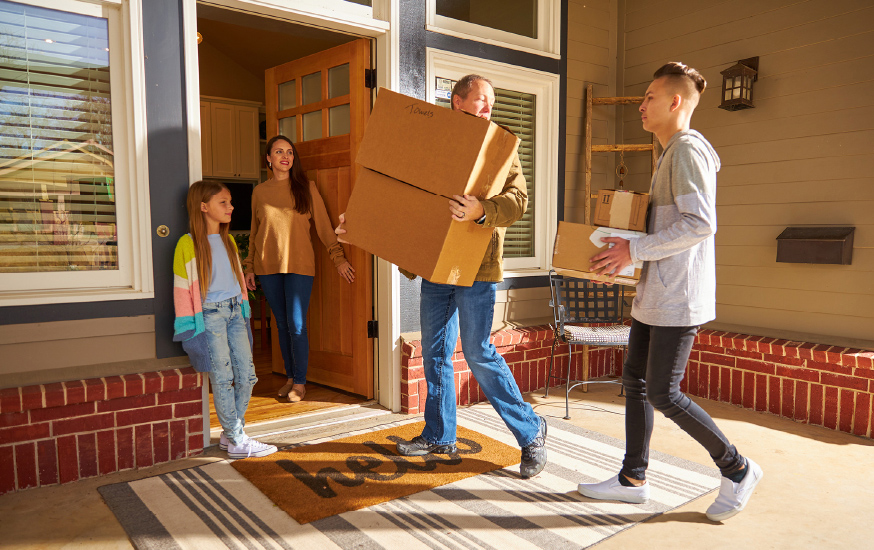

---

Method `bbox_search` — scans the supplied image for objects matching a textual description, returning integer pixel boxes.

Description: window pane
[344,0,371,5]
[302,110,322,141]
[278,116,297,142]
[278,79,296,110]
[0,0,118,273]
[435,77,536,258]
[436,0,538,39]
[301,72,321,105]
[328,64,349,99]
[329,104,350,136]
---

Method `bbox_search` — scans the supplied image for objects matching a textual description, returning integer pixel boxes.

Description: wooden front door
[265,39,373,398]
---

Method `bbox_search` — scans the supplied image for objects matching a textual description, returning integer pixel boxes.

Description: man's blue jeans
[419,279,540,448]
[203,296,257,445]
[259,273,314,384]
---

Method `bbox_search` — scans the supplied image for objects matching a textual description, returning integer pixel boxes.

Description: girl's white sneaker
[227,436,277,459]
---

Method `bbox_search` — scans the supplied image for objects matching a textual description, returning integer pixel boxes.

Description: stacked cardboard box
[343,88,520,286]
[551,190,650,285]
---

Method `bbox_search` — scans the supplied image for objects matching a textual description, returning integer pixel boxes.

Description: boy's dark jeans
[620,319,745,481]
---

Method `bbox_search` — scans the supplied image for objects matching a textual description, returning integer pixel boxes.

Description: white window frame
[0,0,153,306]
[426,0,560,59]
[427,49,559,276]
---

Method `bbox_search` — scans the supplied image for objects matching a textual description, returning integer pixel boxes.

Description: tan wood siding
[621,0,874,346]
[565,0,622,224]
[0,316,160,385]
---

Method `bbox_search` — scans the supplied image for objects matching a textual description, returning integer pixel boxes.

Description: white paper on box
[588,227,644,277]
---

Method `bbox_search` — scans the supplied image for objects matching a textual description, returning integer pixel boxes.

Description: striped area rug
[99,407,720,549]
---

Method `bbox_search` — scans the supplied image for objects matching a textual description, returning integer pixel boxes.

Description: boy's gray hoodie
[628,129,719,327]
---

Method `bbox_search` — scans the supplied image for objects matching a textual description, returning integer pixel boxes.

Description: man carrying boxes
[337,75,548,479]
[576,62,762,521]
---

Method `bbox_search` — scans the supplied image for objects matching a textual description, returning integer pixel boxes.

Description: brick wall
[400,326,874,440]
[0,368,205,495]
[400,325,623,413]
[688,330,874,438]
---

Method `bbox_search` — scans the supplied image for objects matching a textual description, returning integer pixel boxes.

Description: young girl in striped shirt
[173,180,277,459]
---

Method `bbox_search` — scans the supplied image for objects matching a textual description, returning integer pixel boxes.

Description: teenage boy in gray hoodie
[576,62,762,522]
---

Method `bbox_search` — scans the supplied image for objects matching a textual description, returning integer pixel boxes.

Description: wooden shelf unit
[584,84,659,224]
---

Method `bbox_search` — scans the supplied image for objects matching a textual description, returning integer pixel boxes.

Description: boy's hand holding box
[551,190,650,285]
[343,88,520,287]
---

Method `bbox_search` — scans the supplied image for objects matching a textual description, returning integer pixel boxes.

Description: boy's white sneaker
[227,436,277,459]
[577,475,650,504]
[706,458,763,521]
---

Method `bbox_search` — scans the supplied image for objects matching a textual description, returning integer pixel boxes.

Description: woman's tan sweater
[243,179,347,276]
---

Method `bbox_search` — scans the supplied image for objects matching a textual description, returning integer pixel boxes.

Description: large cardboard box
[344,167,492,286]
[356,88,520,199]
[593,189,649,232]
[343,88,520,286]
[551,221,646,286]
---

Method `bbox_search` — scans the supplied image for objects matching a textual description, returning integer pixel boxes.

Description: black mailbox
[776,227,854,265]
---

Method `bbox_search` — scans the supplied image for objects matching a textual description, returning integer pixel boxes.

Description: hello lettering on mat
[278,436,483,498]
[405,103,434,118]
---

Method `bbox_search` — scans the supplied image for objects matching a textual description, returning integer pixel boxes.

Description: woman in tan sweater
[244,135,355,403]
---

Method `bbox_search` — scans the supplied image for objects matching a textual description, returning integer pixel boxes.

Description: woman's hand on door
[337,261,355,283]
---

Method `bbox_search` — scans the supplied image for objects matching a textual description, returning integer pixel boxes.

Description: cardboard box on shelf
[342,88,521,287]
[593,189,649,232]
[355,88,520,199]
[343,167,492,287]
[551,221,646,286]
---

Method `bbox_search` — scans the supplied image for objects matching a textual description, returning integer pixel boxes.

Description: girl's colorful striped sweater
[173,234,252,372]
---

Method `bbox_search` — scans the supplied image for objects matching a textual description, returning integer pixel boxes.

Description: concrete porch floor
[2,383,872,549]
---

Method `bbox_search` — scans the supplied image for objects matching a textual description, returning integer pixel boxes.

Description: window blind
[435,78,536,258]
[0,0,117,273]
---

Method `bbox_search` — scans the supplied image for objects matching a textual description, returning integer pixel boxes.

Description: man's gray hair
[450,74,494,109]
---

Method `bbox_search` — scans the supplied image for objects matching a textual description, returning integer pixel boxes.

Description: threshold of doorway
[208,401,403,448]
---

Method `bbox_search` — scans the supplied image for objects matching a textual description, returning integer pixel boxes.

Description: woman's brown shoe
[289,384,306,403]
[277,380,294,398]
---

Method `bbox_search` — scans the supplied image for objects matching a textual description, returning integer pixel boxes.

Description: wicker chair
[544,270,629,419]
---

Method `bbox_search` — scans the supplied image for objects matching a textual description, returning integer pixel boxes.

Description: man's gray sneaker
[396,435,457,456]
[520,415,548,478]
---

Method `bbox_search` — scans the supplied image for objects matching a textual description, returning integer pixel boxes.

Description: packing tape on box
[447,266,461,286]
[608,191,633,230]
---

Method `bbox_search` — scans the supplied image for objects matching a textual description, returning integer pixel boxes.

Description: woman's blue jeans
[419,279,540,448]
[203,296,257,445]
[259,273,314,384]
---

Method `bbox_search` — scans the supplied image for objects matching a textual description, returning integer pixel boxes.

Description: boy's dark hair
[450,74,493,108]
[653,62,706,94]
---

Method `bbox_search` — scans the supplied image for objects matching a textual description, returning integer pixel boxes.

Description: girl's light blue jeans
[419,279,540,448]
[203,295,257,446]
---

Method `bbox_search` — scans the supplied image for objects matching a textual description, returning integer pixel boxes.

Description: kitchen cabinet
[200,97,260,179]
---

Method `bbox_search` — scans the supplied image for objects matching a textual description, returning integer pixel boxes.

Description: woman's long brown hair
[186,180,247,301]
[266,135,312,215]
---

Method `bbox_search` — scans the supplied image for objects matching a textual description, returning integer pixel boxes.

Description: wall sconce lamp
[719,57,758,111]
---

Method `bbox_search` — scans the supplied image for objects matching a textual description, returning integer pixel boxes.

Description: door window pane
[329,104,350,136]
[279,116,297,142]
[436,0,538,39]
[301,72,321,105]
[302,111,322,141]
[278,80,296,110]
[328,64,350,99]
[0,0,118,273]
[435,77,536,258]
